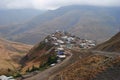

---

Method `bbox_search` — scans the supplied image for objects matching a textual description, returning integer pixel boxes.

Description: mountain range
[0,4,120,80]
[0,9,44,26]
[0,5,120,44]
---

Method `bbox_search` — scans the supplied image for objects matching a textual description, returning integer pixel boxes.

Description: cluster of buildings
[45,30,96,50]
[44,30,96,66]
[0,31,96,78]
[78,39,96,49]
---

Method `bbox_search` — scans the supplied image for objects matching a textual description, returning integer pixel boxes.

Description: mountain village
[44,30,96,66]
[0,30,96,80]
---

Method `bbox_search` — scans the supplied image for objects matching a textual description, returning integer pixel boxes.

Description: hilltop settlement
[0,30,96,80]
[44,30,96,65]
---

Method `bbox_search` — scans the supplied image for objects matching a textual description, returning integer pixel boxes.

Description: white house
[67,37,75,42]
[0,75,15,80]
[57,47,64,51]
[60,44,65,48]
[61,36,68,40]
[53,43,59,46]
[89,44,96,47]
[45,39,48,43]
[51,37,57,40]
[57,40,64,44]
[57,55,66,58]
[50,63,56,67]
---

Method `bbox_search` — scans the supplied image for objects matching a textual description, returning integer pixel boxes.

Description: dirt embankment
[23,49,92,80]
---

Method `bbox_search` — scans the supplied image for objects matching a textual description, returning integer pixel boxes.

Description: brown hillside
[52,32,120,80]
[0,38,32,75]
[21,38,56,73]
[95,32,120,52]
[53,53,120,80]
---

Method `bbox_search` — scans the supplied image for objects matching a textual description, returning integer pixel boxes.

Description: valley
[0,38,32,76]
[0,4,120,80]
[22,50,120,80]
[0,6,119,44]
[14,31,120,80]
[0,31,120,80]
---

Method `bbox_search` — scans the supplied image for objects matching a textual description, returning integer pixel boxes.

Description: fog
[0,0,120,10]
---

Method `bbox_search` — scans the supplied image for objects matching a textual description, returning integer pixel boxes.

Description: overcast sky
[0,0,120,10]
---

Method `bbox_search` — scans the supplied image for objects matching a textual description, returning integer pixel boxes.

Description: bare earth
[23,49,120,80]
[0,38,32,75]
[23,50,73,80]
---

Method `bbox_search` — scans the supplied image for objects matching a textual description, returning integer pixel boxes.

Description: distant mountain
[0,5,120,44]
[95,32,120,52]
[0,38,32,75]
[0,9,44,26]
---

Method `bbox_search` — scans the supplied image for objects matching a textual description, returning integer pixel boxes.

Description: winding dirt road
[92,50,120,57]
[23,50,73,80]
[23,49,120,80]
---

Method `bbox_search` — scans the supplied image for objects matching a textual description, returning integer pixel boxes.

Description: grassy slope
[0,38,32,75]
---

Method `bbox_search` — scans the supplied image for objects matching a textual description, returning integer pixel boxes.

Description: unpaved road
[92,50,120,57]
[23,49,120,80]
[23,50,73,80]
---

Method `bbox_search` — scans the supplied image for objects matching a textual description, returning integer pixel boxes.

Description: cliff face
[95,32,120,52]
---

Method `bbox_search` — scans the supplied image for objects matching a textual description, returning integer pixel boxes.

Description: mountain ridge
[0,5,119,45]
[0,9,44,26]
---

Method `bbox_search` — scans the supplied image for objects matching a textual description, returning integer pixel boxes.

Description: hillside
[0,5,119,44]
[53,52,120,80]
[52,32,120,80]
[17,31,120,80]
[0,38,32,75]
[21,38,55,73]
[95,32,120,52]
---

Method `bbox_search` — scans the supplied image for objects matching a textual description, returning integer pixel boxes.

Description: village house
[50,63,56,67]
[57,40,64,44]
[57,55,66,59]
[0,75,15,80]
[56,47,64,54]
[51,37,57,41]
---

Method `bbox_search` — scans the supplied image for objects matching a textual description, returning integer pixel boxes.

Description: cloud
[0,0,120,10]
